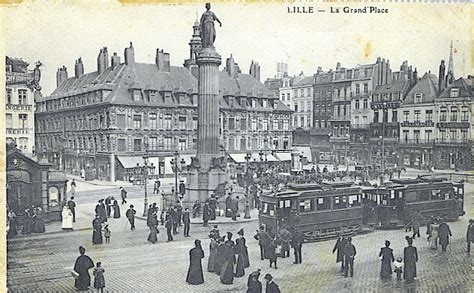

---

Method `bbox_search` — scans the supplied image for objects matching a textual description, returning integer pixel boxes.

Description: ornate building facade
[35,28,293,181]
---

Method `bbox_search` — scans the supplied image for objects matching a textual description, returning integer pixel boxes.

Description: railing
[400,139,435,145]
[350,124,370,129]
[435,139,470,145]
[400,121,434,127]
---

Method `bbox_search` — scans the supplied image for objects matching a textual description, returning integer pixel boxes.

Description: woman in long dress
[207,238,218,272]
[113,199,121,219]
[7,209,17,238]
[235,233,246,277]
[379,240,395,279]
[73,246,94,291]
[22,207,33,234]
[32,207,46,233]
[61,206,74,231]
[238,229,250,268]
[147,214,159,244]
[220,241,235,285]
[429,221,440,250]
[186,239,205,285]
[403,237,418,283]
[92,215,103,244]
[214,238,225,275]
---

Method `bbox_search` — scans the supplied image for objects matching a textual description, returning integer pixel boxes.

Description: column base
[185,167,228,206]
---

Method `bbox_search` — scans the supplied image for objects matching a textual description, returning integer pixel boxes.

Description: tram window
[263,203,268,214]
[316,197,330,210]
[419,190,430,201]
[299,199,314,212]
[431,189,442,200]
[279,199,291,208]
[390,190,396,199]
[349,195,361,207]
[333,196,348,209]
[404,191,417,202]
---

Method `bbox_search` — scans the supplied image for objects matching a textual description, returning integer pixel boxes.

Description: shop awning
[295,146,312,163]
[117,156,144,169]
[274,152,292,161]
[229,153,248,163]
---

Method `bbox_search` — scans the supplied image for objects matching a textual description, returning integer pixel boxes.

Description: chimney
[225,54,237,78]
[249,61,261,82]
[438,60,446,92]
[124,42,135,66]
[111,52,121,69]
[317,66,323,74]
[74,57,84,78]
[97,47,109,74]
[413,68,418,83]
[56,66,68,87]
[336,62,341,71]
[155,48,171,72]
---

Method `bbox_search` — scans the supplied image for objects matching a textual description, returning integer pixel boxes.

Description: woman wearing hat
[264,274,280,293]
[237,229,250,268]
[186,239,205,285]
[220,237,235,285]
[403,236,418,283]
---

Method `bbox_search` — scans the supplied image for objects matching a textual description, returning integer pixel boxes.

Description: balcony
[350,124,370,130]
[400,139,435,145]
[435,139,470,145]
[369,137,399,143]
[436,122,470,129]
[370,100,401,110]
[400,121,434,127]
[329,116,351,122]
[6,128,33,135]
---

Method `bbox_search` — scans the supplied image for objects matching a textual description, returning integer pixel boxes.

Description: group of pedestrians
[91,192,128,245]
[7,205,46,237]
[72,246,106,292]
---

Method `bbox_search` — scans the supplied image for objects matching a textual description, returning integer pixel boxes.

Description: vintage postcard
[1,1,473,292]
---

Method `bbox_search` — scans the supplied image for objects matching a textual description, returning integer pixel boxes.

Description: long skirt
[186,261,204,285]
[380,259,393,278]
[207,250,217,272]
[242,247,250,268]
[220,261,234,285]
[148,227,158,244]
[32,218,45,233]
[429,237,438,250]
[404,261,417,281]
[92,230,103,244]
[235,254,245,277]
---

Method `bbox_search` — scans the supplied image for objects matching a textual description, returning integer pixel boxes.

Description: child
[93,262,105,293]
[394,257,403,281]
[104,225,111,244]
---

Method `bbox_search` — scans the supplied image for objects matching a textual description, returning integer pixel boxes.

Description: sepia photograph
[2,1,473,292]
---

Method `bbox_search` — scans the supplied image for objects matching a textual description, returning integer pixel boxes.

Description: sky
[3,1,472,96]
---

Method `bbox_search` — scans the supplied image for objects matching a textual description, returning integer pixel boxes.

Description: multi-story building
[6,57,42,156]
[35,28,293,181]
[398,72,437,168]
[292,75,313,129]
[276,75,293,109]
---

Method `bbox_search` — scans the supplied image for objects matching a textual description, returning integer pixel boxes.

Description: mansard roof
[437,77,473,100]
[373,77,411,95]
[293,76,313,87]
[403,73,438,104]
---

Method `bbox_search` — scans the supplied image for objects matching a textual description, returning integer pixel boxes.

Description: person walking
[7,209,17,238]
[429,219,440,250]
[254,226,271,261]
[291,228,304,264]
[92,214,103,245]
[235,231,246,277]
[466,219,474,254]
[147,212,159,244]
[183,208,191,237]
[112,199,121,219]
[120,187,127,205]
[67,197,76,222]
[125,205,136,230]
[203,201,210,227]
[95,200,106,224]
[267,240,278,269]
[438,221,452,253]
[186,239,205,285]
[379,240,395,279]
[278,226,291,259]
[104,225,111,244]
[99,200,107,223]
[332,234,347,272]
[70,179,76,195]
[237,229,250,268]
[403,236,418,283]
[394,257,404,281]
[61,206,74,231]
[32,207,46,233]
[153,179,161,194]
[343,237,356,277]
[105,196,112,218]
[207,237,218,273]
[220,240,235,285]
[73,246,94,291]
[412,211,422,239]
[247,272,262,293]
[264,274,281,293]
[165,215,174,242]
[93,262,106,293]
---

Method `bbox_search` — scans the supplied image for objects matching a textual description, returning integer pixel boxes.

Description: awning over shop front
[117,156,144,169]
[274,152,292,161]
[229,153,248,163]
[295,146,312,163]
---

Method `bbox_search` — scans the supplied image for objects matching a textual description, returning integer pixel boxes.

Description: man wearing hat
[125,205,136,230]
[247,269,262,293]
[120,187,127,205]
[467,219,474,254]
[209,225,220,240]
[247,269,261,288]
[264,274,280,293]
[343,236,357,277]
[254,226,271,261]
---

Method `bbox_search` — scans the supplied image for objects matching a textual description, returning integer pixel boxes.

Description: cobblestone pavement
[7,181,474,292]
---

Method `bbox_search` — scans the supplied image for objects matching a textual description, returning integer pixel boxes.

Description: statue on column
[199,3,222,48]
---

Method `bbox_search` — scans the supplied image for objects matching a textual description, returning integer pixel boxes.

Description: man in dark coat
[120,187,127,205]
[438,221,452,252]
[165,215,174,242]
[343,237,357,277]
[125,205,136,230]
[153,179,161,194]
[466,219,474,254]
[291,229,304,264]
[254,226,271,260]
[95,200,106,223]
[105,196,112,218]
[176,205,183,226]
[179,180,186,197]
[99,200,107,223]
[264,274,281,293]
[332,235,347,272]
[67,197,76,223]
[183,208,191,237]
[73,246,94,291]
[171,207,179,235]
[209,196,217,220]
[203,202,210,227]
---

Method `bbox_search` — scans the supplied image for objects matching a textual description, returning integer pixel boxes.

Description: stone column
[196,47,221,171]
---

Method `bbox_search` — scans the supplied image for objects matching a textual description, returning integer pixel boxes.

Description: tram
[258,177,464,241]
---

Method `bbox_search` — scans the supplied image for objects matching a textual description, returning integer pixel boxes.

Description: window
[300,117,304,128]
[178,116,187,129]
[425,110,433,122]
[450,88,460,98]
[461,108,469,121]
[6,114,12,128]
[440,108,447,121]
[132,90,142,101]
[425,130,432,141]
[414,110,420,122]
[439,129,446,142]
[178,138,187,150]
[193,116,198,130]
[6,89,12,104]
[355,84,360,95]
[294,104,298,112]
[262,118,268,131]
[414,93,422,104]
[149,137,157,150]
[363,83,368,93]
[262,99,267,108]
[450,129,457,141]
[148,90,157,102]
[283,119,289,130]
[18,137,28,151]
[316,197,330,210]
[18,90,27,105]
[403,130,409,143]
[414,130,420,143]
[251,118,257,130]
[117,114,126,128]
[228,117,235,130]
[374,111,379,123]
[251,99,256,108]
[117,138,126,151]
[403,111,409,122]
[133,115,142,128]
[355,100,360,109]
[450,107,458,122]
[363,99,368,109]
[333,196,348,209]
[164,114,172,129]
[273,119,279,130]
[392,110,397,122]
[133,139,142,151]
[164,137,173,149]
[19,114,28,129]
[462,130,468,141]
[149,113,157,128]
[299,199,314,212]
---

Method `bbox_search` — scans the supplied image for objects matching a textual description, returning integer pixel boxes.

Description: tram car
[258,177,464,241]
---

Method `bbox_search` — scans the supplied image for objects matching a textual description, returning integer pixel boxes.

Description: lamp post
[381,101,387,185]
[244,152,252,218]
[142,147,152,217]
[170,150,186,202]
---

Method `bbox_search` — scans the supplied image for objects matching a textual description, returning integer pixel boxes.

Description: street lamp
[381,101,387,185]
[142,148,150,217]
[170,151,186,202]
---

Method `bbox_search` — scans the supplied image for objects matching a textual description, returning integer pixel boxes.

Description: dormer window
[414,93,422,103]
[148,90,157,103]
[251,99,256,108]
[241,97,247,107]
[450,88,460,98]
[262,99,267,108]
[132,90,142,102]
[229,96,234,107]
